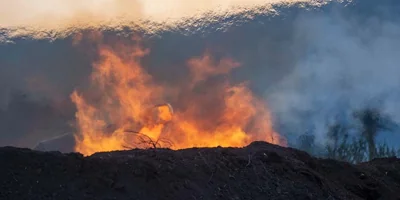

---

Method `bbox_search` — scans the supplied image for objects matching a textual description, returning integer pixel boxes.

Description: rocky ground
[1,141,400,200]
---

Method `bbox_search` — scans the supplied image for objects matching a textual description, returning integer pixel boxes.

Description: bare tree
[326,122,349,159]
[122,130,174,150]
[353,108,395,160]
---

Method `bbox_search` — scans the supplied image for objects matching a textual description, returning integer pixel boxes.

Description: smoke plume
[2,0,400,151]
[266,0,400,147]
[0,0,324,42]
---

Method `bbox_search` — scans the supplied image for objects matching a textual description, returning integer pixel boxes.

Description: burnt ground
[0,142,400,200]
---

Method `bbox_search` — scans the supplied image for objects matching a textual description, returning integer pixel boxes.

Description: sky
[1,0,400,150]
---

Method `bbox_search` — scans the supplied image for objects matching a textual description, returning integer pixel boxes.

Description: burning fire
[71,39,285,156]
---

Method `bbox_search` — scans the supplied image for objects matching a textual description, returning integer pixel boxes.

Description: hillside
[1,142,400,200]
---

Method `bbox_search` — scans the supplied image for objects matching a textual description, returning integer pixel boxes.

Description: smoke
[2,0,400,150]
[0,0,326,41]
[265,1,400,147]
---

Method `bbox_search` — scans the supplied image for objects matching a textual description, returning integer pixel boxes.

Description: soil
[1,141,400,200]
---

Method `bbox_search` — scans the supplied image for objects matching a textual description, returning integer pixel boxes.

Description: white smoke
[5,0,399,149]
[265,8,400,146]
[0,0,328,41]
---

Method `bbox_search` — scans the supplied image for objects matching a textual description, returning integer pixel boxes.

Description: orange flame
[71,40,285,156]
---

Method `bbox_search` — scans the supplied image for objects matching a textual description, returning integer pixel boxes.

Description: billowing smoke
[0,0,327,149]
[0,0,324,42]
[266,0,400,147]
[2,0,400,151]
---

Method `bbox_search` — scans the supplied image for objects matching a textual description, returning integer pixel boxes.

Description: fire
[71,39,285,156]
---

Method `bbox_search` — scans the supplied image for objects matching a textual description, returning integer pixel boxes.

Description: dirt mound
[1,141,400,200]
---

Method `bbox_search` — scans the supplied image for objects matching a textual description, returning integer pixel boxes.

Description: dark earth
[1,141,400,200]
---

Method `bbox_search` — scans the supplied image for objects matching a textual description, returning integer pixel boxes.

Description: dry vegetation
[297,108,400,164]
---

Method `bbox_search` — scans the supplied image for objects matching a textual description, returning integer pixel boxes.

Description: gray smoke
[1,0,400,150]
[266,1,400,147]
